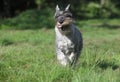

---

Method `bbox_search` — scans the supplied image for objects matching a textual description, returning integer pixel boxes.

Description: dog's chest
[57,35,74,54]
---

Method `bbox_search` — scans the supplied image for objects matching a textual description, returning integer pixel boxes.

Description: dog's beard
[56,23,72,35]
[61,27,65,31]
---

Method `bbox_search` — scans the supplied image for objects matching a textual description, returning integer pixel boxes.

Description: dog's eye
[66,14,72,17]
[64,13,72,18]
[55,15,59,18]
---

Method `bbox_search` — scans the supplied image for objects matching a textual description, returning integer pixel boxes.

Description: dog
[54,4,83,66]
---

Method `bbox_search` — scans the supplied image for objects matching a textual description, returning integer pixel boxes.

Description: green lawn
[0,21,120,82]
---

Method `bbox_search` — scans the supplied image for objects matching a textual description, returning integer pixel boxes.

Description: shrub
[0,8,54,30]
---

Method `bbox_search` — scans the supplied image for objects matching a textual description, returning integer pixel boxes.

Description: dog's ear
[65,4,70,11]
[56,5,60,11]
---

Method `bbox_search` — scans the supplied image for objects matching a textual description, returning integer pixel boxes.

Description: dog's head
[54,4,73,33]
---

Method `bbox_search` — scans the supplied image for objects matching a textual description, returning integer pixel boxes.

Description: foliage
[33,0,120,19]
[1,0,120,30]
[1,0,120,19]
[0,8,54,30]
[83,2,102,18]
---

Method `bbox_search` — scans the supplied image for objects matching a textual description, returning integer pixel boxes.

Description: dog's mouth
[57,23,65,31]
[57,22,70,31]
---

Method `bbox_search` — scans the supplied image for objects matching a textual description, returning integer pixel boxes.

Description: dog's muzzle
[56,17,73,31]
[59,16,65,24]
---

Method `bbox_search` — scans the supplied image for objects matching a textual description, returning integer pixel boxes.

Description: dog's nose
[59,17,64,24]
[59,21,63,24]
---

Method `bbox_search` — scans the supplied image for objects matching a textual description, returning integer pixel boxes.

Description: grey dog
[54,4,83,66]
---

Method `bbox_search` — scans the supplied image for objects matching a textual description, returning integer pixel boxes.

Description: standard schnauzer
[54,4,83,66]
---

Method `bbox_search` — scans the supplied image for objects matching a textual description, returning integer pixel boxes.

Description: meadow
[0,18,120,82]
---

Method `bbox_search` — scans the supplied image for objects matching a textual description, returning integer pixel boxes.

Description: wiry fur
[54,4,83,66]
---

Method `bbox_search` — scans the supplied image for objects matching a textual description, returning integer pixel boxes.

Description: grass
[0,9,120,82]
[0,25,120,82]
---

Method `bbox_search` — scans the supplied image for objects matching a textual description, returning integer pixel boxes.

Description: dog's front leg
[68,52,78,66]
[56,50,69,66]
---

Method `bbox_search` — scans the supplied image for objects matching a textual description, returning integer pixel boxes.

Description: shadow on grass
[91,23,120,29]
[0,39,14,46]
[78,60,119,71]
[96,60,119,70]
